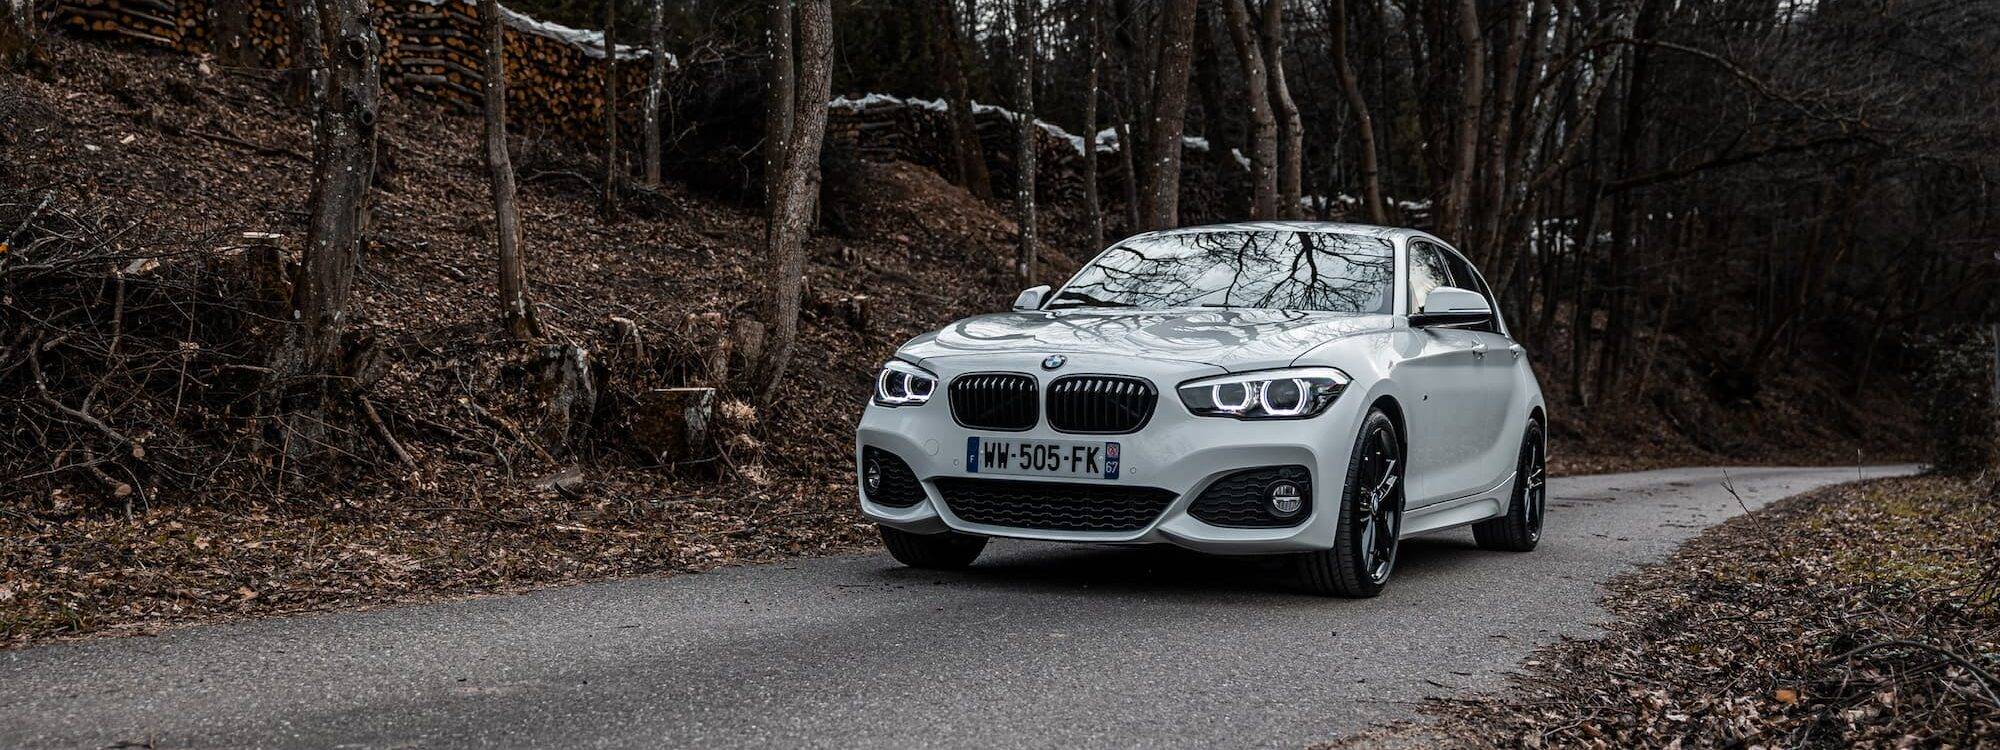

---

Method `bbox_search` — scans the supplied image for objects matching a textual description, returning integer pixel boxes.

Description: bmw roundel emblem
[1041,354,1067,370]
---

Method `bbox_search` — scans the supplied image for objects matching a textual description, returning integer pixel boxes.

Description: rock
[535,465,586,497]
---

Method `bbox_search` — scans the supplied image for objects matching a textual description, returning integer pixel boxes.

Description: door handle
[1471,342,1488,360]
[1510,344,1524,360]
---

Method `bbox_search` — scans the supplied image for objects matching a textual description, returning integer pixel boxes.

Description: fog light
[864,459,883,493]
[1268,481,1303,517]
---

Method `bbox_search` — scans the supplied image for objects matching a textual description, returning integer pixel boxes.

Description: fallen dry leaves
[1353,475,1999,748]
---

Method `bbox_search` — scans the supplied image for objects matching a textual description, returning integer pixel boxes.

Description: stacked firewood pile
[828,94,1100,206]
[48,0,664,139]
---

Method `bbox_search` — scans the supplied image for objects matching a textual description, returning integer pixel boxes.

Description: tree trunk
[764,0,793,213]
[1328,0,1386,223]
[599,0,620,220]
[1222,0,1276,219]
[932,0,994,200]
[285,0,325,106]
[1216,0,1280,220]
[641,0,667,187]
[1471,0,1534,264]
[1193,8,1242,216]
[269,0,380,386]
[1113,0,1142,232]
[1083,0,1103,250]
[480,0,538,341]
[751,0,833,403]
[1261,0,1302,219]
[1142,0,1199,230]
[1013,0,1036,282]
[1441,0,1485,245]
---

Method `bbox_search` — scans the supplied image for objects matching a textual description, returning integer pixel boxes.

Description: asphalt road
[1,465,1918,749]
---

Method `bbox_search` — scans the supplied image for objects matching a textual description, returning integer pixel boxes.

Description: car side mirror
[1013,284,1051,311]
[1410,286,1492,327]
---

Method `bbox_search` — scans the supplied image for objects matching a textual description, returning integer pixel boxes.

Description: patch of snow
[408,0,674,64]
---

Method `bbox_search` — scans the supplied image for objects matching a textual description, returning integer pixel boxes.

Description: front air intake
[932,477,1176,532]
[949,373,1039,431]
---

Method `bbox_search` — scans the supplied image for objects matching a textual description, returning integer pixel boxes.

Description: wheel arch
[1366,394,1409,456]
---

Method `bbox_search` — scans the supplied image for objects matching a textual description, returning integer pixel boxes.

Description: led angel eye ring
[1211,381,1253,412]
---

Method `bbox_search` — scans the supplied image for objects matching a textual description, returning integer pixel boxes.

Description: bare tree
[1082,0,1104,250]
[283,0,325,104]
[1141,0,1198,230]
[1260,0,1302,219]
[748,0,833,402]
[1327,0,1385,223]
[763,0,792,213]
[641,0,667,188]
[479,0,538,340]
[269,0,381,386]
[1440,0,1484,244]
[1013,0,1037,282]
[931,0,994,200]
[599,0,620,220]
[1224,0,1278,219]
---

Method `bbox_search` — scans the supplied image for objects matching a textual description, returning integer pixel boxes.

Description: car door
[1436,245,1523,494]
[1396,239,1491,506]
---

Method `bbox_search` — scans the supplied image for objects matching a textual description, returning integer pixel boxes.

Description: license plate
[966,437,1120,480]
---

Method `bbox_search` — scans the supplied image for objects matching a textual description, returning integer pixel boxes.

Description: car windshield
[1044,230,1395,313]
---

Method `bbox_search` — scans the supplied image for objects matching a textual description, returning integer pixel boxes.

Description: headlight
[873,359,937,406]
[1177,367,1350,420]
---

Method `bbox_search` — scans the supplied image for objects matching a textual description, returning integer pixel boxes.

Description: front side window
[1436,248,1502,333]
[1045,230,1395,314]
[1407,240,1455,311]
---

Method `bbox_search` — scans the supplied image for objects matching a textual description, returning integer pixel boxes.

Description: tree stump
[631,386,715,465]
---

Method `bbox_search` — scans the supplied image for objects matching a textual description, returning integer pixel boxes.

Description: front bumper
[855,358,1366,555]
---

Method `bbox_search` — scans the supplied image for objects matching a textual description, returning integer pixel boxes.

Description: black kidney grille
[933,477,1176,532]
[949,373,1039,431]
[860,447,925,508]
[1046,376,1158,434]
[1189,465,1312,528]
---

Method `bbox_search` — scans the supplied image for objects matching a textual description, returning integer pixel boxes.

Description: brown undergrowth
[1351,475,1999,748]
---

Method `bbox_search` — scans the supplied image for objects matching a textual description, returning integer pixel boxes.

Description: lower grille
[933,477,1176,532]
[860,447,925,507]
[1188,465,1312,528]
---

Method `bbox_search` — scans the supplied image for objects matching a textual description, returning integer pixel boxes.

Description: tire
[1473,420,1546,552]
[1295,409,1405,597]
[878,525,988,569]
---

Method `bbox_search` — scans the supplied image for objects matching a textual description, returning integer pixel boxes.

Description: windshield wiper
[1045,292,1135,309]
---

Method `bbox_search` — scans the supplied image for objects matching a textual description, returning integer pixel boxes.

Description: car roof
[1140,220,1429,243]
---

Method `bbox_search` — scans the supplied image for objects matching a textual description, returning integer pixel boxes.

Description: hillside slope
[0,38,1912,645]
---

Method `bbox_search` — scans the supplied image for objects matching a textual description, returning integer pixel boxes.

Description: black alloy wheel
[1295,409,1405,597]
[1474,420,1546,552]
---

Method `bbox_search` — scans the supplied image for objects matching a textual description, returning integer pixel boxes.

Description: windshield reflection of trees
[1047,231,1393,313]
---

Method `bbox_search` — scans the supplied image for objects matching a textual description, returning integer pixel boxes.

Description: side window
[1438,248,1502,334]
[1407,240,1454,312]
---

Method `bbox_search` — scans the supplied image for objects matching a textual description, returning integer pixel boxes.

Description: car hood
[898,308,1394,371]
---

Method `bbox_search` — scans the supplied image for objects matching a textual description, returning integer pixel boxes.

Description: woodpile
[48,0,670,139]
[828,94,1102,206]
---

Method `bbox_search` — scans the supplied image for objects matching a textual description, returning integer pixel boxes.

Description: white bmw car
[855,222,1547,596]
